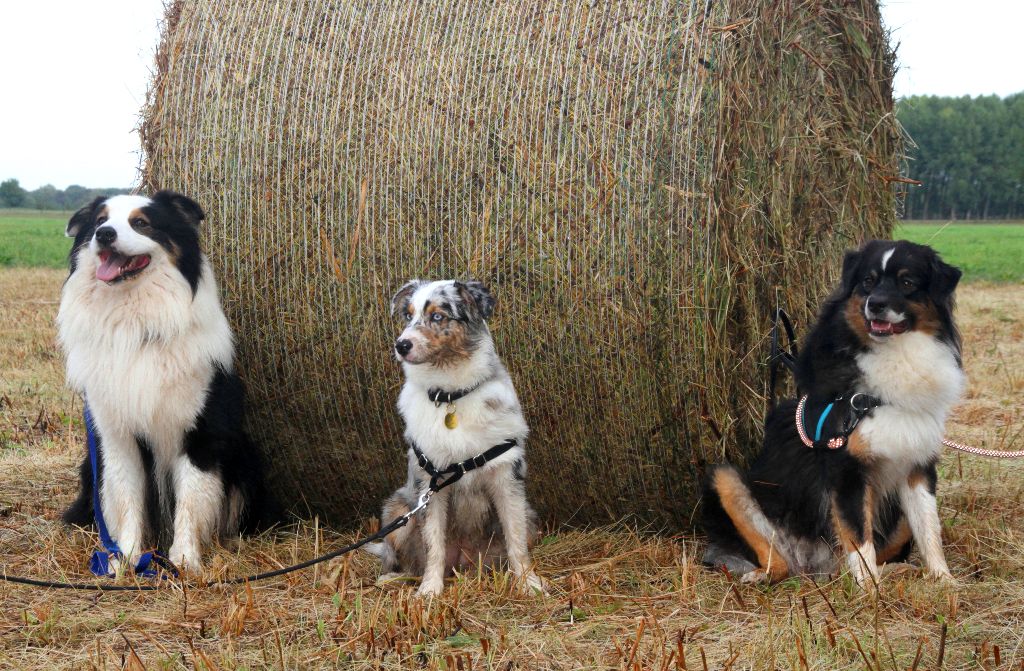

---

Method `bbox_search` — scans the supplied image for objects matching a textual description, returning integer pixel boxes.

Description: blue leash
[84,404,163,578]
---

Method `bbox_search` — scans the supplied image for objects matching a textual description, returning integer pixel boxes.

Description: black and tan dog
[702,240,964,588]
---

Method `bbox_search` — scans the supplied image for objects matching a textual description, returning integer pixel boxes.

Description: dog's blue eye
[431,312,445,322]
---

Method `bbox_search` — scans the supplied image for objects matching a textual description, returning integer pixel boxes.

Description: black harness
[410,438,519,491]
[771,307,881,450]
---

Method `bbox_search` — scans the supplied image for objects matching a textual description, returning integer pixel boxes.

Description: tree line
[0,179,130,211]
[898,93,1024,220]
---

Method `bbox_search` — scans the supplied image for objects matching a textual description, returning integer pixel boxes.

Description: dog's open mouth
[96,251,151,283]
[868,319,909,337]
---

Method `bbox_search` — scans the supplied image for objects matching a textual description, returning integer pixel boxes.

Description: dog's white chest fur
[855,332,965,473]
[57,252,233,456]
[398,378,528,467]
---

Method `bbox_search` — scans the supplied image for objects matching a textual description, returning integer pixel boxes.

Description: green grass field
[0,210,70,269]
[896,221,1024,283]
[2,210,1021,282]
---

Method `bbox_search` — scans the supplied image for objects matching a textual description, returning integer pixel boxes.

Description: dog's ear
[455,280,496,320]
[928,252,962,306]
[152,190,205,227]
[837,247,864,296]
[66,196,106,238]
[391,280,422,317]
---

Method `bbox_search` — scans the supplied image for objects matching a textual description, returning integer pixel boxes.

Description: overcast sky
[1,1,1021,191]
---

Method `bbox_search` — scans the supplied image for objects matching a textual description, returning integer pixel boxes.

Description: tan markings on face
[127,208,151,229]
[484,397,506,412]
[713,468,789,581]
[875,517,912,565]
[96,206,110,224]
[907,300,941,336]
[415,308,472,367]
[844,295,871,345]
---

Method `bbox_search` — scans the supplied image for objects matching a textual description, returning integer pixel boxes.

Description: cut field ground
[1,268,1022,670]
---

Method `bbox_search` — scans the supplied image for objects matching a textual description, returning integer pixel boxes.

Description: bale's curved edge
[141,0,898,528]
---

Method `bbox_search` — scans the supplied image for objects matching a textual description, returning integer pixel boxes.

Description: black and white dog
[703,240,964,588]
[58,192,275,573]
[366,280,543,597]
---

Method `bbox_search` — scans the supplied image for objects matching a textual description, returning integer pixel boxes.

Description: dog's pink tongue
[96,252,125,282]
[871,320,894,335]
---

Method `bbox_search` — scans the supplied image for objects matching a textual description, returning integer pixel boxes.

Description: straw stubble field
[1,267,1022,670]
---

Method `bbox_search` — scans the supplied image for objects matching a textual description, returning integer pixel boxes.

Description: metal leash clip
[406,489,434,519]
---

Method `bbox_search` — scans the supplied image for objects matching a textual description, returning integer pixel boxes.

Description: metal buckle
[849,393,873,414]
[409,489,433,516]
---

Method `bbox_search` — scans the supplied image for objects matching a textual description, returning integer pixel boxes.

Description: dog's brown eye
[901,278,917,292]
[404,312,413,321]
[130,218,145,227]
[96,216,108,225]
[861,276,875,290]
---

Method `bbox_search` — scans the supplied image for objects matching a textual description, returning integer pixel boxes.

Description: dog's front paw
[417,577,445,598]
[928,568,957,584]
[740,569,770,585]
[166,543,201,574]
[376,572,414,587]
[521,572,547,596]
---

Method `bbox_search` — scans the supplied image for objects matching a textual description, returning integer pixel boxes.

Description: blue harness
[84,404,164,577]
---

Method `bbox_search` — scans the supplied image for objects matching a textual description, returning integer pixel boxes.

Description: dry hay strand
[141,0,901,526]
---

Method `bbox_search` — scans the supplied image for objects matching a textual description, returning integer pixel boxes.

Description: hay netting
[142,0,899,527]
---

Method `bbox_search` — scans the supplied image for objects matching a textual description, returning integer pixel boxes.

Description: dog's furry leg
[167,455,225,572]
[487,464,543,593]
[875,515,914,566]
[62,452,95,526]
[417,487,450,597]
[900,467,952,581]
[831,475,879,589]
[95,424,148,572]
[706,465,790,582]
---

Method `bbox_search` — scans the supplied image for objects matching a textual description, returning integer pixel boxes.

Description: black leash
[769,306,800,406]
[1,439,517,592]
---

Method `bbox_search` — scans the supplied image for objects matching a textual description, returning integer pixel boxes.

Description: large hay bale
[142,0,900,527]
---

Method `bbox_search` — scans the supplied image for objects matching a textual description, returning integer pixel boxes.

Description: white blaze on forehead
[103,194,152,220]
[880,247,896,272]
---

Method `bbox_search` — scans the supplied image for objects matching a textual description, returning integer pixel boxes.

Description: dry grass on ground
[1,268,1022,670]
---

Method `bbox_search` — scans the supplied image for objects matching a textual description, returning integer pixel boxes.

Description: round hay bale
[142,0,900,527]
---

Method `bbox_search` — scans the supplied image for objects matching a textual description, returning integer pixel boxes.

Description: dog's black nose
[95,226,117,246]
[866,296,888,314]
[395,339,413,356]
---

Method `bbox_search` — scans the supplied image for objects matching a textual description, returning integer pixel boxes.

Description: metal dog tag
[444,410,458,430]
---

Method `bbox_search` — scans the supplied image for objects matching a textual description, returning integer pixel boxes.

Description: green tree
[29,184,60,210]
[0,178,28,208]
[899,93,1024,219]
